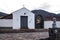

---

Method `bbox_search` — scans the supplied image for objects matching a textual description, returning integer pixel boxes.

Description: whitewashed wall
[13,8,35,29]
[44,21,60,29]
[0,19,60,29]
[0,19,12,27]
[56,21,60,28]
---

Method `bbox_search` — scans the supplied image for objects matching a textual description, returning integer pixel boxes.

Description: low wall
[0,19,12,27]
[44,21,60,29]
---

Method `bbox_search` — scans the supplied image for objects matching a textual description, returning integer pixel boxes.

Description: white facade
[13,8,35,29]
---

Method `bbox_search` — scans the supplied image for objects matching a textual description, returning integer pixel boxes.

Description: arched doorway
[35,15,44,29]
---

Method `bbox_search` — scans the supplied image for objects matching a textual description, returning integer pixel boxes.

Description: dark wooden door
[21,16,28,29]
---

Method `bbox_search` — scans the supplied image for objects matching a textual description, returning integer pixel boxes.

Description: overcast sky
[0,0,60,14]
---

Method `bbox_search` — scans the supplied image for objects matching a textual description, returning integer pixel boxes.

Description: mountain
[0,12,8,18]
[31,9,60,21]
[31,9,56,17]
[0,12,8,16]
[56,14,60,17]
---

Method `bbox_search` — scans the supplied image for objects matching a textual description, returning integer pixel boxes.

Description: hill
[0,12,8,18]
[31,9,56,17]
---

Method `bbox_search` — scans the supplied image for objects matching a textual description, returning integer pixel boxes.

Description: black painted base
[0,27,12,29]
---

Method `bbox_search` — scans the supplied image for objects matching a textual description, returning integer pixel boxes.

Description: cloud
[0,8,7,13]
[40,3,51,10]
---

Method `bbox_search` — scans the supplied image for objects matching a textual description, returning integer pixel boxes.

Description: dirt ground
[0,32,49,40]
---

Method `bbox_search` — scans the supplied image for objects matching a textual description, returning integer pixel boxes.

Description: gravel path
[0,32,49,40]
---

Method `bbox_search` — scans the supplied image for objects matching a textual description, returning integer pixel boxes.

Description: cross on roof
[23,4,25,8]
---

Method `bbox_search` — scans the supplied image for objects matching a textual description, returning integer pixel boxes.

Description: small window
[24,13,26,15]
